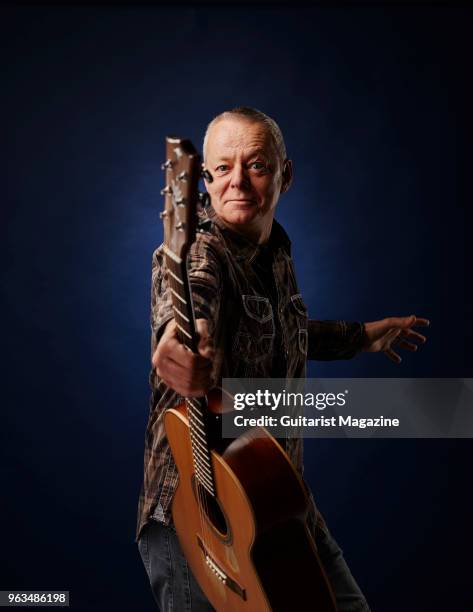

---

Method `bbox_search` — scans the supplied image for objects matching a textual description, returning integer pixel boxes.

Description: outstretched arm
[306,315,429,362]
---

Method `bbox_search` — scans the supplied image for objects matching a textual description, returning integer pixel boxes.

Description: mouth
[226,199,256,205]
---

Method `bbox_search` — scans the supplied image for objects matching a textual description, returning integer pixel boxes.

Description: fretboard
[163,244,216,496]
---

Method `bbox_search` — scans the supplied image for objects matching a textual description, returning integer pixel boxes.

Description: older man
[136,107,429,611]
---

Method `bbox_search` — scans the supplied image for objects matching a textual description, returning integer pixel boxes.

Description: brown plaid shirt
[136,206,366,541]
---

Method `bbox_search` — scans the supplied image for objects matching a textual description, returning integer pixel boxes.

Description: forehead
[206,118,276,158]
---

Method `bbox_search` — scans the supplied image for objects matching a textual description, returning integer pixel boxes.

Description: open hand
[362,315,430,364]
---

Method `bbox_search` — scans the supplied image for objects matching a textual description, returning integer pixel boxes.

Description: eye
[215,164,228,172]
[250,161,268,171]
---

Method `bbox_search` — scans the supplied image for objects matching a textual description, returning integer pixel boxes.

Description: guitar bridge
[197,535,246,601]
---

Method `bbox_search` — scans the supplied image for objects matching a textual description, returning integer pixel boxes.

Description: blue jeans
[137,518,370,611]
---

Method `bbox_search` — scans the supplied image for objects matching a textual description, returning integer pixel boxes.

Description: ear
[280,159,293,194]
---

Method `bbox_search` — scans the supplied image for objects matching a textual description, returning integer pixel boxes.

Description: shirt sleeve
[186,233,222,336]
[307,320,366,360]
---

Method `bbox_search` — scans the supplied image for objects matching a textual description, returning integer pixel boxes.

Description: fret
[189,418,206,437]
[168,268,184,285]
[194,465,214,490]
[173,305,190,323]
[190,431,211,457]
[189,418,206,434]
[189,425,209,448]
[192,456,211,476]
[188,409,204,424]
[190,424,208,446]
[192,452,212,474]
[187,399,205,418]
[195,475,214,495]
[196,477,214,496]
[190,449,211,473]
[191,444,210,465]
[189,414,206,431]
[166,256,183,279]
[176,322,192,340]
[163,245,182,264]
[193,459,212,481]
[193,456,213,478]
[171,287,186,304]
[189,414,205,429]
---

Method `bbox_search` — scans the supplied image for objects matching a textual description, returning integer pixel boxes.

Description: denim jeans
[137,518,370,612]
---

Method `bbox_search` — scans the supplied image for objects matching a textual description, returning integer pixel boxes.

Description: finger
[384,348,402,364]
[413,317,430,327]
[159,338,211,371]
[397,339,418,352]
[385,315,416,328]
[384,328,402,346]
[158,354,212,382]
[160,318,178,340]
[197,335,215,360]
[195,318,215,359]
[400,329,427,343]
[387,328,402,341]
[158,374,209,398]
[157,357,213,394]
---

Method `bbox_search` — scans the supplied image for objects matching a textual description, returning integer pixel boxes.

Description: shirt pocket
[290,294,309,355]
[233,295,275,364]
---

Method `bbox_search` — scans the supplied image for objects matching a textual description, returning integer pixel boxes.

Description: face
[203,117,292,242]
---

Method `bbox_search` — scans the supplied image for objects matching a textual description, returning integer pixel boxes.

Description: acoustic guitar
[160,136,338,612]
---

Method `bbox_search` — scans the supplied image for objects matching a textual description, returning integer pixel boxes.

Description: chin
[224,209,257,226]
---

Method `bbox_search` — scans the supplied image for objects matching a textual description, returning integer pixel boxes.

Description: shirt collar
[199,204,292,262]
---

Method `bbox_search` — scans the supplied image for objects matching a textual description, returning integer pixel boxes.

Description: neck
[220,214,274,245]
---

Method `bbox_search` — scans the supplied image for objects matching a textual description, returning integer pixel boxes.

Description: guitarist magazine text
[2,3,471,612]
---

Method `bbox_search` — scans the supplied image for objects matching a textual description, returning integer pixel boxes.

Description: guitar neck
[159,136,217,496]
[163,244,198,353]
[163,245,217,494]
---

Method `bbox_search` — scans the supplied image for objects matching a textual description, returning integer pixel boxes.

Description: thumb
[195,318,215,359]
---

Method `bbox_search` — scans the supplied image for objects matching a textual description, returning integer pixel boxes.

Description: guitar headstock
[160,136,201,260]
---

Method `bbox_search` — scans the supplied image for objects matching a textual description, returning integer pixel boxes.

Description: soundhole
[191,476,232,544]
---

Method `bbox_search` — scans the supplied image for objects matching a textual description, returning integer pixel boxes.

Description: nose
[230,164,251,191]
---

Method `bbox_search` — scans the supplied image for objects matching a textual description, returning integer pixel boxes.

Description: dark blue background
[2,5,471,611]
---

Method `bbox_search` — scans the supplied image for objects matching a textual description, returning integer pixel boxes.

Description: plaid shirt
[136,206,366,541]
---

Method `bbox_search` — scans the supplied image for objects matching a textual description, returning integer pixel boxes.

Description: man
[136,107,429,611]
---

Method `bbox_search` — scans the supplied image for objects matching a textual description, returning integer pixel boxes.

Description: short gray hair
[203,106,287,166]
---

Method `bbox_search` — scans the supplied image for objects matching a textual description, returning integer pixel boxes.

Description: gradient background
[2,4,471,611]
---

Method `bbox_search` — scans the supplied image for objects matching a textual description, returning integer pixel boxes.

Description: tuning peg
[161,159,174,170]
[159,211,169,219]
[160,185,172,196]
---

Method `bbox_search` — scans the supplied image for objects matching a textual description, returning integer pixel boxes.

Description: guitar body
[165,397,338,612]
